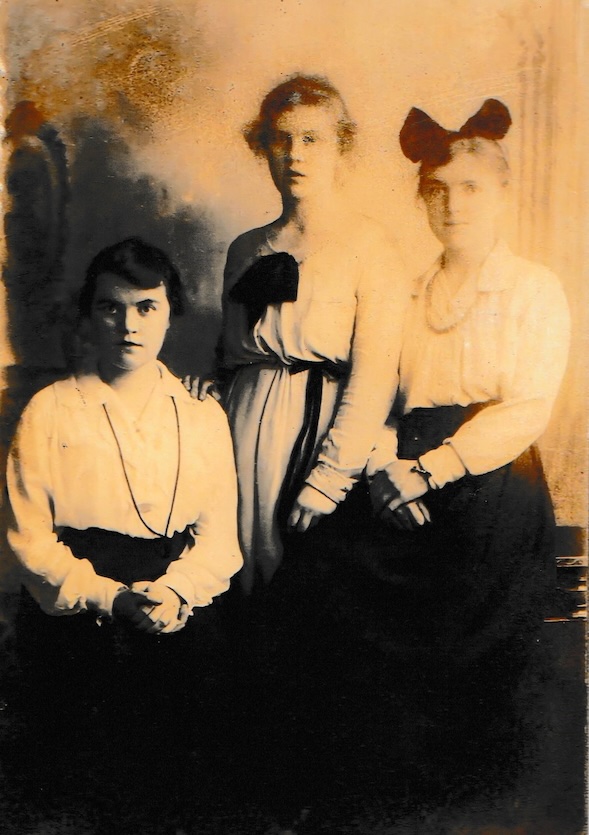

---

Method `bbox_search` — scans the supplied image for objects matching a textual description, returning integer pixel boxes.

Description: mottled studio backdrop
[0,0,586,528]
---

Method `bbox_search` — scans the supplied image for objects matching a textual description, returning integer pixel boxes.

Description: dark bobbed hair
[244,74,357,157]
[418,136,510,197]
[78,237,185,318]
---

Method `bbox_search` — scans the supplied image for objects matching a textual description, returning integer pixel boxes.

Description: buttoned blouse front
[6,362,242,616]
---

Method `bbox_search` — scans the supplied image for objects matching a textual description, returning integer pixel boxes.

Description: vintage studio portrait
[0,1,585,833]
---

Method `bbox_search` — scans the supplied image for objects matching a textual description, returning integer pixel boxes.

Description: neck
[280,186,340,230]
[443,235,498,280]
[99,360,160,394]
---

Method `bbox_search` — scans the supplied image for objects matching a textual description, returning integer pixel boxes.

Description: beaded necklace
[425,263,478,334]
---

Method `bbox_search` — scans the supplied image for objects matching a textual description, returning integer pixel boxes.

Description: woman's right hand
[182,376,221,402]
[380,499,431,530]
[112,587,164,632]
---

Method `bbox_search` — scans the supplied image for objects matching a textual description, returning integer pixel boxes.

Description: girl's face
[420,150,507,251]
[90,273,170,375]
[265,103,342,200]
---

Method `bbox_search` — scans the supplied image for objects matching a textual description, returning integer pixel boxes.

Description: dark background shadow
[63,115,222,381]
[1,106,222,453]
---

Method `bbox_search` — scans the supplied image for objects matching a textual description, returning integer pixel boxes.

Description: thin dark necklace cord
[102,397,181,538]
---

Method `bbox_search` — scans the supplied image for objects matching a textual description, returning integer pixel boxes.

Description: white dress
[219,215,410,591]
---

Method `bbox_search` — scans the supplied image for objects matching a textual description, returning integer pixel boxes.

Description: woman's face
[265,103,342,199]
[90,272,170,375]
[420,150,507,250]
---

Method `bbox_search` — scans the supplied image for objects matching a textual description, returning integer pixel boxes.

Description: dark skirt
[326,403,556,665]
[8,528,226,809]
[264,403,557,814]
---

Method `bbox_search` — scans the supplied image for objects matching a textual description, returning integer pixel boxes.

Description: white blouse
[6,362,243,617]
[368,240,571,484]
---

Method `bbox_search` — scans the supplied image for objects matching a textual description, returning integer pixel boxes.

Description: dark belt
[58,526,193,587]
[276,360,348,527]
[396,401,498,460]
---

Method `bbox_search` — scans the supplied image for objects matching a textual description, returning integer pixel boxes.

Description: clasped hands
[371,459,431,530]
[113,582,190,635]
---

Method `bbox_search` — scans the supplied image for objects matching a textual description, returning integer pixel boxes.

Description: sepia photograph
[0,1,586,833]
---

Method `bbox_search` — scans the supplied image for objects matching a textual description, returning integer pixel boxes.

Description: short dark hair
[79,237,185,317]
[244,74,356,157]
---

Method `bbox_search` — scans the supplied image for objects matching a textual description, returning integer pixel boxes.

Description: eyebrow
[94,295,160,306]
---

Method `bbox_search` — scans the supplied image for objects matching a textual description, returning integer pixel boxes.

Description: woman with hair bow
[316,99,571,814]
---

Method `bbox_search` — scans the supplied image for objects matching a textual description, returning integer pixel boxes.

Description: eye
[463,182,479,193]
[95,301,120,316]
[137,302,156,316]
[302,134,316,144]
[270,131,290,148]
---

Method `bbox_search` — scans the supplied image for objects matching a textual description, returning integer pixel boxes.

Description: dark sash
[58,526,193,587]
[277,360,348,527]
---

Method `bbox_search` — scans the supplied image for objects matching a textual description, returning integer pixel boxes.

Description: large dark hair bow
[229,252,299,330]
[399,99,511,167]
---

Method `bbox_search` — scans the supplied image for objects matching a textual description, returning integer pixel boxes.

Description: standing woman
[332,100,570,812]
[195,74,408,595]
[5,238,242,810]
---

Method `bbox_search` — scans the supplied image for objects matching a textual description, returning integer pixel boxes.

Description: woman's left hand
[384,459,429,512]
[287,485,337,533]
[130,581,190,634]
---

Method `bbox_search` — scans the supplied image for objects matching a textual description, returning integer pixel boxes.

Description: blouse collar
[412,239,515,297]
[71,361,188,406]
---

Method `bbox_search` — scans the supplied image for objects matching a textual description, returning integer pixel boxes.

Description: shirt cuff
[419,442,467,489]
[55,560,126,618]
[164,568,233,610]
[305,462,353,504]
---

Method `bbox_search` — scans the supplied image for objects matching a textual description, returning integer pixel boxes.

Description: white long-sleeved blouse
[6,362,243,617]
[368,240,571,485]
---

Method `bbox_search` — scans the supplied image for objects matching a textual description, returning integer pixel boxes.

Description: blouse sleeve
[420,269,571,483]
[161,398,243,608]
[305,234,411,502]
[6,392,125,617]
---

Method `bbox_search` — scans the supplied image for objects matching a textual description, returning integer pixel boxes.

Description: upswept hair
[243,74,357,157]
[79,237,185,317]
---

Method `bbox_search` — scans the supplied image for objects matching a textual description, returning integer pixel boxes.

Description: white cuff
[305,463,351,504]
[419,442,467,489]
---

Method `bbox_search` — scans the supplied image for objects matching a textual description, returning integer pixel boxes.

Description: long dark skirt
[7,528,226,812]
[264,404,556,819]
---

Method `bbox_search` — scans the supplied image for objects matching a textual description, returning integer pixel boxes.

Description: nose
[446,187,463,217]
[290,136,306,162]
[123,306,140,334]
